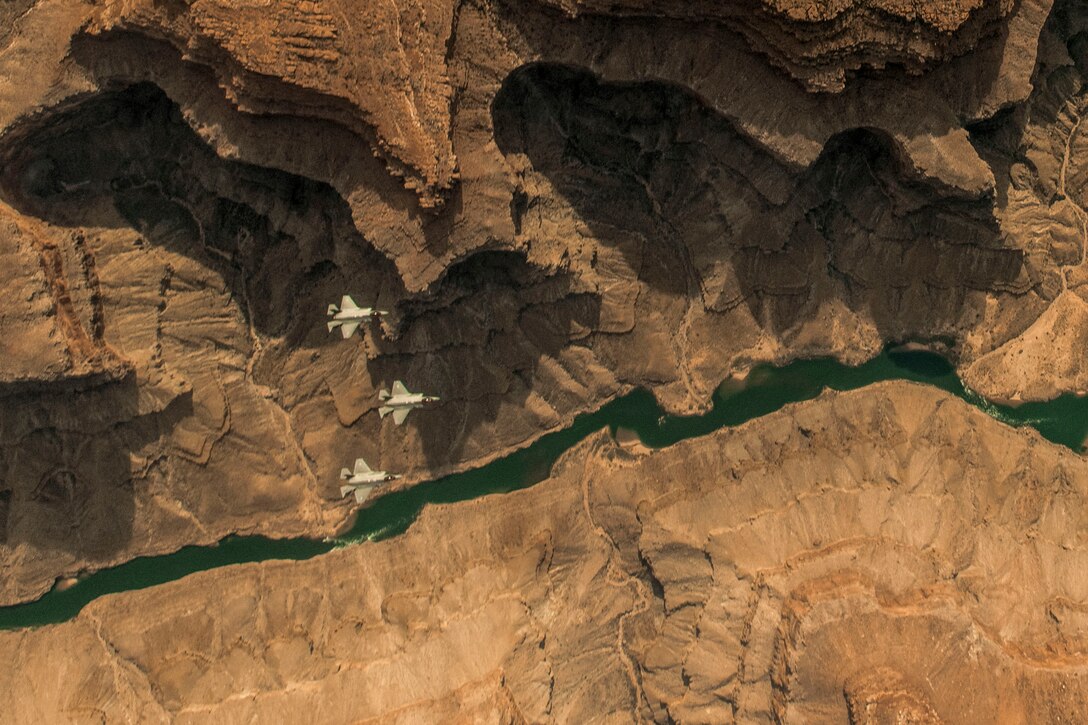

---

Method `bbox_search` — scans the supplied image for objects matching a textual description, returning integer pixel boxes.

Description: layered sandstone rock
[535,0,1022,93]
[83,0,458,206]
[4,384,1088,722]
[0,0,1085,641]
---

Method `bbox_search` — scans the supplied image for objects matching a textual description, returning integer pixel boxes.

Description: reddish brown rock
[4,385,1088,722]
[0,0,1085,683]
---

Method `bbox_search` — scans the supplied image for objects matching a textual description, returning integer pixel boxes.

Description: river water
[1,349,1085,629]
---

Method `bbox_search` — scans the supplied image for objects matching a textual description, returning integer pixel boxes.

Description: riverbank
[1,348,1084,629]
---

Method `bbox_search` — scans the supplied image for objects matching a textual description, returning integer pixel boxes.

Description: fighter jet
[326,295,388,339]
[379,380,440,425]
[339,458,400,504]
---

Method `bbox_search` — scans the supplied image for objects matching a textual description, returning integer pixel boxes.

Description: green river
[1,349,1085,629]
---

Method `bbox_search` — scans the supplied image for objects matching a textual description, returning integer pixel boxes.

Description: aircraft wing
[340,321,360,339]
[353,484,377,504]
[353,458,372,475]
[341,295,360,311]
[392,380,410,396]
[392,407,410,425]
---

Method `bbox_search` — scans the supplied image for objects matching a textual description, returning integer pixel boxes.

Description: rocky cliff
[0,0,1087,720]
[0,0,1086,603]
[5,384,1088,722]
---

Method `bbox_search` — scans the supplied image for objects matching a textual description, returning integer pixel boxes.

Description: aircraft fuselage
[384,393,438,409]
[343,472,399,485]
[330,309,384,321]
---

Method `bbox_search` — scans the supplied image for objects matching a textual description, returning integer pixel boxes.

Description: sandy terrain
[0,0,1086,720]
[4,384,1088,722]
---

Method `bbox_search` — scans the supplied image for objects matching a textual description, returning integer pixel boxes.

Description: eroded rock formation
[535,0,1024,93]
[5,385,1088,722]
[0,0,1087,719]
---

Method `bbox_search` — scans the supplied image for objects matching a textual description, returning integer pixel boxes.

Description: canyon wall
[4,384,1088,722]
[0,0,1087,720]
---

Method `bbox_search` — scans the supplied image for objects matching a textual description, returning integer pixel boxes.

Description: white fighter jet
[327,295,388,339]
[379,380,440,425]
[339,458,400,504]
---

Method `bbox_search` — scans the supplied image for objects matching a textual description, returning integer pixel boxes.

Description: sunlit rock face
[0,0,1087,720]
[6,385,1088,722]
[533,0,1027,93]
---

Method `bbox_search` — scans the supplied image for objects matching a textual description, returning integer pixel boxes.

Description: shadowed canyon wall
[0,0,1087,720]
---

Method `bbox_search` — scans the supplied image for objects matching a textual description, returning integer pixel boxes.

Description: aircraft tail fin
[379,405,393,419]
[327,303,339,315]
[339,468,352,480]
[327,320,341,333]
[393,408,410,426]
[340,321,360,339]
[378,388,392,401]
[339,485,354,498]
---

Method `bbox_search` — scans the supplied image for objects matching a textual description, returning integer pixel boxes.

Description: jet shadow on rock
[492,63,1031,356]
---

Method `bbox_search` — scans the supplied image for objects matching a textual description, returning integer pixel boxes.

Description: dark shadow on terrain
[0,83,404,342]
[68,30,461,253]
[0,373,192,562]
[1042,0,1088,85]
[964,0,1088,298]
[0,84,404,561]
[368,248,602,466]
[496,0,1010,123]
[0,0,34,50]
[838,0,1012,94]
[492,63,1028,351]
[0,82,608,475]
